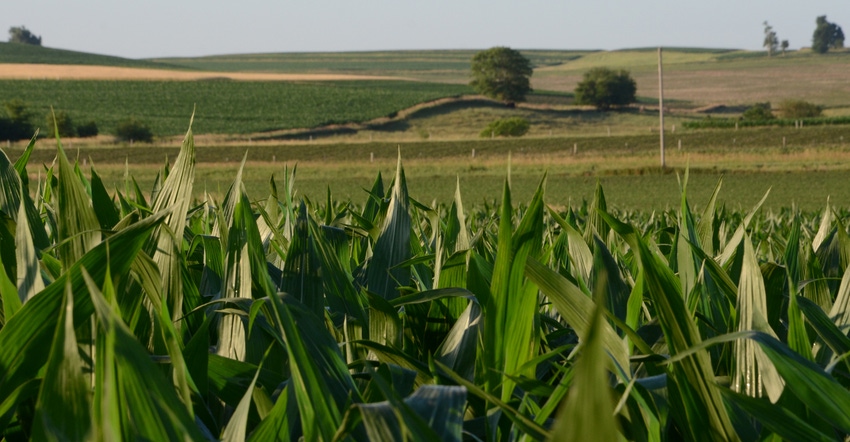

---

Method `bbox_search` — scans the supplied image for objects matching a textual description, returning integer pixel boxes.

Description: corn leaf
[0,210,166,406]
[32,281,92,441]
[221,361,263,442]
[147,122,196,324]
[601,209,738,441]
[55,141,101,271]
[85,269,205,440]
[548,299,621,441]
[359,385,466,442]
[720,387,836,442]
[525,257,630,372]
[734,234,784,402]
[15,187,43,304]
[366,152,411,300]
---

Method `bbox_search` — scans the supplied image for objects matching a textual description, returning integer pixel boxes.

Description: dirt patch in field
[0,63,409,81]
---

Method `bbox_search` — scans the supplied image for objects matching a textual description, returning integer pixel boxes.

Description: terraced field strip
[0,63,409,81]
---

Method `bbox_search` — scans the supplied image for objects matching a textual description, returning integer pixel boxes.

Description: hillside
[0,42,182,70]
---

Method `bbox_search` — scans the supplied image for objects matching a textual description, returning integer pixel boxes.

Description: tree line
[763,15,844,55]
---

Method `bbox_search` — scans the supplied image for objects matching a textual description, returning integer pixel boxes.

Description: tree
[812,16,844,54]
[469,47,533,104]
[8,26,41,45]
[574,68,637,111]
[781,40,789,55]
[763,21,778,56]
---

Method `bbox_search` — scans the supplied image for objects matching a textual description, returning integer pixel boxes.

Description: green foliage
[479,117,530,138]
[7,26,41,46]
[114,118,153,143]
[777,99,823,119]
[812,16,845,54]
[469,47,533,103]
[741,102,775,121]
[46,110,75,138]
[574,67,637,110]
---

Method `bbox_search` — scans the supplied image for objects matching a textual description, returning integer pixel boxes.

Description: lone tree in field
[763,21,778,56]
[8,26,41,45]
[574,68,637,111]
[470,47,533,104]
[812,16,844,54]
[781,39,789,55]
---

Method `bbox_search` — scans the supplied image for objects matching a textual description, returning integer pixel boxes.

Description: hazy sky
[2,1,848,59]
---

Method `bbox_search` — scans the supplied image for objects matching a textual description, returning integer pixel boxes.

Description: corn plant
[1,121,850,440]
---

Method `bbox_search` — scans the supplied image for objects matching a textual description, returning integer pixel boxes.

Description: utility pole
[658,47,666,169]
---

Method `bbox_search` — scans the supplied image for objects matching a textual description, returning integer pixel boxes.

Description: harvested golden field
[0,63,407,81]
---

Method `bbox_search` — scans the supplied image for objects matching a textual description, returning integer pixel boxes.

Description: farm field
[0,79,471,135]
[3,129,850,439]
[4,46,850,142]
[153,47,850,109]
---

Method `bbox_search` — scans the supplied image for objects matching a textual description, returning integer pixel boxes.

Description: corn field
[2,123,850,441]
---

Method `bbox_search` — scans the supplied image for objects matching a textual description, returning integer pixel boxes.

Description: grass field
[0,79,470,136]
[10,124,850,210]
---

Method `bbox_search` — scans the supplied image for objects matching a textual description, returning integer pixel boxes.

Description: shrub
[777,99,823,119]
[45,111,76,137]
[741,103,774,121]
[115,118,153,143]
[76,121,99,138]
[479,117,530,138]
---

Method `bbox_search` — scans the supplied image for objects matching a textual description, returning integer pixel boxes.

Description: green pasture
[0,79,471,136]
